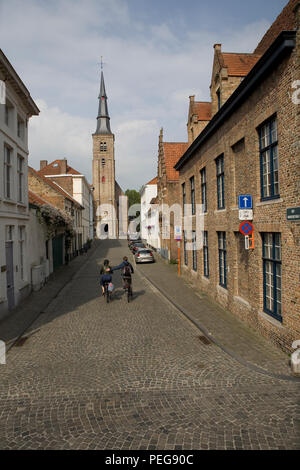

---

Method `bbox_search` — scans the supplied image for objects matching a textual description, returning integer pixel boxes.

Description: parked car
[135,249,155,263]
[128,238,141,248]
[131,242,146,253]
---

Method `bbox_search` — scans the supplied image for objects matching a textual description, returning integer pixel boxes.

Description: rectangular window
[192,231,197,271]
[262,233,282,321]
[216,155,225,209]
[203,231,209,278]
[190,176,195,215]
[200,168,207,213]
[183,231,188,266]
[4,145,12,199]
[182,183,186,215]
[17,155,24,202]
[259,117,279,200]
[17,115,25,139]
[218,232,227,288]
[19,226,25,281]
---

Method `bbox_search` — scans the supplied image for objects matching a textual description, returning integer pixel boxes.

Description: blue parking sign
[238,195,252,209]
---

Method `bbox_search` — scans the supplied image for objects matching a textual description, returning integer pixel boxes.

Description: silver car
[135,248,155,263]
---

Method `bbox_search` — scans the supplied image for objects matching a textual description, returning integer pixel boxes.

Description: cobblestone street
[0,240,299,450]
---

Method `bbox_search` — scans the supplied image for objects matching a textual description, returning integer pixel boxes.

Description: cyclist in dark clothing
[100,259,113,295]
[112,256,134,289]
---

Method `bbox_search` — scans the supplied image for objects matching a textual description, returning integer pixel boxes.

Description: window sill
[214,209,227,214]
[3,199,16,205]
[217,284,228,295]
[19,281,30,291]
[234,295,251,310]
[256,198,283,207]
[258,310,285,329]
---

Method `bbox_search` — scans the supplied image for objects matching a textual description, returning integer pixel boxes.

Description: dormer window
[100,141,107,152]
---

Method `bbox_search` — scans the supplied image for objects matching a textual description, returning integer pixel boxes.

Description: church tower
[92,71,117,238]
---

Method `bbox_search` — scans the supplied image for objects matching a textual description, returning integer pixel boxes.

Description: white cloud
[0,0,272,189]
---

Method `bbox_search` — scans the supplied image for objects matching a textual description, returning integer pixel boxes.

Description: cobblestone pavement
[0,240,299,450]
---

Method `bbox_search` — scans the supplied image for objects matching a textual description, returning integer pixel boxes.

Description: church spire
[95,71,112,135]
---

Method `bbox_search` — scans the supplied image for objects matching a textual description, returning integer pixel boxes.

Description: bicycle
[123,276,133,302]
[103,282,111,303]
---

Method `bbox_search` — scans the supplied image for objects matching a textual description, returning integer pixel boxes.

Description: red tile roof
[163,143,189,181]
[28,190,49,207]
[192,101,212,121]
[254,0,297,55]
[222,53,261,76]
[29,166,83,208]
[39,159,81,176]
[146,176,158,185]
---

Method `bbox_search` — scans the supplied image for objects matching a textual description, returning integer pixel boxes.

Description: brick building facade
[174,0,300,352]
[157,128,188,261]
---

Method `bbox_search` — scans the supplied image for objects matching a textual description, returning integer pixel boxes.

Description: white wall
[0,80,31,319]
[72,176,93,244]
[140,184,160,249]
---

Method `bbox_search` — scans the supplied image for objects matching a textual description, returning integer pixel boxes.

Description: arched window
[101,158,105,167]
[100,142,107,152]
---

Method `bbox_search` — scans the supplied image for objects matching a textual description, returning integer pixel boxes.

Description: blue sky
[0,0,288,190]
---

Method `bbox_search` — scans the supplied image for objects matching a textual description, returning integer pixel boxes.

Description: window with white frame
[259,116,279,200]
[17,155,24,202]
[4,145,12,199]
[262,233,282,321]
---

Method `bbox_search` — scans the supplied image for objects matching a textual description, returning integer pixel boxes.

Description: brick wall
[178,26,300,353]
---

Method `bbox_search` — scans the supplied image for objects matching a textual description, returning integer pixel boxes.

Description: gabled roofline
[28,166,84,208]
[0,49,39,116]
[175,31,296,171]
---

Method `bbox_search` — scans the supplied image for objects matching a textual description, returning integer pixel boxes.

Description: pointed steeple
[95,71,112,135]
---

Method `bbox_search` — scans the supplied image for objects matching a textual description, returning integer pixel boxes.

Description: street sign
[238,195,253,209]
[239,209,253,221]
[287,207,300,221]
[240,221,253,236]
[174,226,182,240]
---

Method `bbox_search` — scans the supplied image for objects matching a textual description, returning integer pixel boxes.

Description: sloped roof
[146,176,158,185]
[163,143,189,181]
[0,49,39,116]
[192,101,212,121]
[254,0,297,55]
[28,190,49,207]
[39,159,81,176]
[29,166,83,208]
[222,53,261,76]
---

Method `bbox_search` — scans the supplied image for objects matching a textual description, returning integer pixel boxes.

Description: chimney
[214,43,222,52]
[189,95,195,103]
[40,160,48,170]
[61,159,67,174]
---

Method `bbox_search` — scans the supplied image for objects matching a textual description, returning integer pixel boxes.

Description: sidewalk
[0,242,99,345]
[135,251,293,378]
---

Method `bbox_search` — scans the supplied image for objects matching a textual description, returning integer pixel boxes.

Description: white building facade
[0,49,39,319]
[140,177,160,251]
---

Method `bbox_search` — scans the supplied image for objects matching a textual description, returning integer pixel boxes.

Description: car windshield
[139,250,152,254]
[134,243,144,247]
